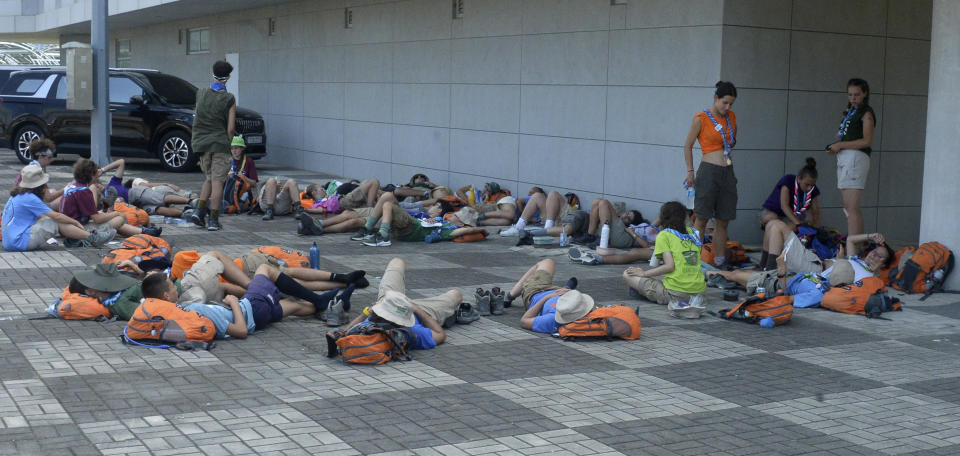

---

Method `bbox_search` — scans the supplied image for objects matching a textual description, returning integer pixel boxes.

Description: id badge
[714,124,723,132]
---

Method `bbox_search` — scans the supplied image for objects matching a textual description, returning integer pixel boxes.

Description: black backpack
[221,174,257,214]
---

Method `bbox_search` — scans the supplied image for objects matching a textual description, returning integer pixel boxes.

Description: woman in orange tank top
[682,81,738,267]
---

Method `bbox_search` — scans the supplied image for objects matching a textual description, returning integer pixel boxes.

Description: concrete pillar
[919,0,960,291]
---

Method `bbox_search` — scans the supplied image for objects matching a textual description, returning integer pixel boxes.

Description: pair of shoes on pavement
[298,214,324,236]
[187,208,221,231]
[706,273,739,289]
[443,302,482,327]
[568,247,602,265]
[320,285,356,327]
[351,228,390,246]
[474,287,505,316]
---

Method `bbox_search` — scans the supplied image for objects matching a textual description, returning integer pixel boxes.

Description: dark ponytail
[715,81,737,98]
[845,78,870,113]
[798,157,818,180]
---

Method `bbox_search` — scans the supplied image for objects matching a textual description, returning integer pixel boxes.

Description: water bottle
[649,254,659,267]
[755,287,766,299]
[425,229,441,243]
[309,242,319,269]
[559,232,568,247]
[684,184,695,211]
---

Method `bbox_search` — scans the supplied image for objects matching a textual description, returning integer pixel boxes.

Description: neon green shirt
[653,228,706,294]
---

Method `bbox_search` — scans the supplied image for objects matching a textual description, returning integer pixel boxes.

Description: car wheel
[14,124,43,164]
[157,130,196,172]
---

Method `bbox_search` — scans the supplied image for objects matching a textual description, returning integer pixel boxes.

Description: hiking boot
[324,298,346,327]
[206,216,222,231]
[261,207,274,221]
[350,228,373,242]
[499,226,520,237]
[104,187,119,208]
[298,215,324,236]
[189,208,207,227]
[141,226,162,237]
[580,251,602,266]
[85,228,116,248]
[515,231,534,247]
[568,247,585,263]
[456,302,480,324]
[363,233,391,247]
[490,287,505,315]
[474,288,491,316]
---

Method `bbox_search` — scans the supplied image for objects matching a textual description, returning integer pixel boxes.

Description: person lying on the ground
[508,258,593,334]
[126,178,196,199]
[67,262,140,318]
[764,220,895,277]
[338,178,383,211]
[99,159,192,218]
[342,257,460,348]
[456,181,511,206]
[233,247,368,291]
[567,215,660,265]
[14,138,63,209]
[503,193,647,250]
[253,177,302,220]
[60,159,161,244]
[390,173,437,201]
[3,165,115,251]
[395,186,465,212]
[706,249,855,294]
[345,192,486,247]
[475,196,518,226]
[623,201,706,306]
[299,191,469,240]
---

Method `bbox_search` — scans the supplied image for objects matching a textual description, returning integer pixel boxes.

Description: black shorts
[694,162,738,221]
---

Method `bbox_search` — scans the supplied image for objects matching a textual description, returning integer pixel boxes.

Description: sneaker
[189,208,207,227]
[294,204,305,220]
[441,314,457,329]
[474,288,491,316]
[490,287,505,315]
[297,215,324,236]
[141,226,162,237]
[324,298,346,327]
[350,228,373,241]
[456,302,480,324]
[564,277,578,290]
[499,226,520,237]
[362,233,391,247]
[568,247,585,263]
[515,231,533,246]
[206,217,222,231]
[628,287,642,300]
[580,252,602,266]
[261,207,274,221]
[84,228,117,248]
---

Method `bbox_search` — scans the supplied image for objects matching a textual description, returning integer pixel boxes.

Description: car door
[108,75,150,153]
[46,75,90,151]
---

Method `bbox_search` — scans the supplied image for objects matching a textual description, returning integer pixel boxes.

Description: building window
[115,39,131,67]
[187,27,210,54]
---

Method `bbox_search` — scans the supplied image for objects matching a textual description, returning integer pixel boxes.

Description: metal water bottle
[309,242,320,269]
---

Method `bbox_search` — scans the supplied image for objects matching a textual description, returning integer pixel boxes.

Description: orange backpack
[102,247,168,273]
[125,298,216,344]
[453,232,487,243]
[877,246,913,286]
[253,246,311,268]
[325,323,414,364]
[122,234,171,255]
[720,294,794,326]
[888,242,954,298]
[486,189,511,203]
[300,191,314,210]
[114,200,149,226]
[47,288,112,320]
[557,305,642,340]
[822,276,903,318]
[701,241,749,265]
[171,250,199,279]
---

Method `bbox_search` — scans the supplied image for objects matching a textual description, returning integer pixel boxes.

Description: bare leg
[206,250,252,288]
[198,179,211,203]
[162,194,190,205]
[587,199,601,235]
[693,217,708,242]
[220,283,247,297]
[508,259,555,300]
[518,192,545,222]
[283,268,333,282]
[262,178,279,205]
[841,188,864,242]
[544,191,564,223]
[279,298,316,317]
[155,206,183,217]
[281,179,299,204]
[599,248,653,265]
[361,178,381,207]
[58,223,90,240]
[323,210,360,226]
[209,179,224,213]
[705,269,754,287]
[713,219,729,262]
[393,187,427,200]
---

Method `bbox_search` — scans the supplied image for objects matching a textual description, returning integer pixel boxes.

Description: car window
[2,74,47,95]
[109,76,144,104]
[54,76,66,99]
[141,73,197,106]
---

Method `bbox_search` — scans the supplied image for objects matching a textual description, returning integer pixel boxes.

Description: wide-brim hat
[132,177,148,187]
[496,196,517,207]
[455,207,479,226]
[18,164,48,189]
[372,290,416,327]
[73,263,138,292]
[830,259,855,286]
[555,290,595,324]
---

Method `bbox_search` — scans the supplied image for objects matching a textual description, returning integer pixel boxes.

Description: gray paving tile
[780,340,960,385]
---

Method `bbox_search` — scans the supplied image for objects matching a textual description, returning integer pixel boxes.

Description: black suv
[0,67,266,172]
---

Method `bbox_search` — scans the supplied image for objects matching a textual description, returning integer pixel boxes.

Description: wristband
[362,306,372,316]
[687,169,694,173]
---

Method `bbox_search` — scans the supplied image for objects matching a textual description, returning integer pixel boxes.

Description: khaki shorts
[783,232,824,274]
[746,270,780,295]
[354,207,373,218]
[561,210,589,236]
[376,260,459,324]
[180,254,225,305]
[694,162,738,221]
[239,252,286,278]
[521,269,559,308]
[608,219,637,250]
[26,216,59,250]
[339,186,367,211]
[837,149,870,190]
[630,276,697,306]
[258,183,294,215]
[199,150,231,182]
[153,185,192,199]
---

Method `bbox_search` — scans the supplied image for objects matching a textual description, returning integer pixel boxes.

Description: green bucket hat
[231,136,246,148]
[73,263,138,293]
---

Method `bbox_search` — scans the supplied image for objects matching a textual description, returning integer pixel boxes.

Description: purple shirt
[762,174,820,218]
[107,176,130,202]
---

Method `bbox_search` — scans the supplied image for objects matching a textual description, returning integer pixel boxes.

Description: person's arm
[411,304,445,345]
[227,103,237,139]
[450,227,489,238]
[40,210,85,230]
[100,159,125,179]
[455,186,470,201]
[223,295,248,339]
[345,312,366,328]
[625,227,650,248]
[88,210,121,224]
[520,296,549,330]
[778,185,802,227]
[829,111,875,153]
[846,232,884,257]
[638,251,676,277]
[807,197,821,227]
[116,260,145,279]
[682,117,700,188]
[45,188,64,202]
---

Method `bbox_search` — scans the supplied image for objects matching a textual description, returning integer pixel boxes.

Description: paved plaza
[1,155,959,456]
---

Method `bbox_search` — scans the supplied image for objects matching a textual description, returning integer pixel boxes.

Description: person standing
[827,78,875,241]
[189,60,236,231]
[683,81,738,269]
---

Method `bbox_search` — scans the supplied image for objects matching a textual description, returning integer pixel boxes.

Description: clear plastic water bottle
[684,184,695,210]
[649,253,659,267]
[559,232,568,247]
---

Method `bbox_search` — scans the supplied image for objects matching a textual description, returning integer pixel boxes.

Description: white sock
[600,223,610,249]
[544,219,555,229]
[515,218,527,231]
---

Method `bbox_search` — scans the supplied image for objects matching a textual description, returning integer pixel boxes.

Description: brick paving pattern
[0,155,958,455]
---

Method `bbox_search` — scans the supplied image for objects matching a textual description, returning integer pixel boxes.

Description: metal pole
[90,0,109,165]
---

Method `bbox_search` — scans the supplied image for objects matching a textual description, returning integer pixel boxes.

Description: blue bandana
[662,228,703,247]
[211,82,226,91]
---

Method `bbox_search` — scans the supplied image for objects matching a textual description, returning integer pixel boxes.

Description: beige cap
[454,206,479,226]
[132,178,148,187]
[555,290,595,324]
[371,290,416,327]
[829,259,855,286]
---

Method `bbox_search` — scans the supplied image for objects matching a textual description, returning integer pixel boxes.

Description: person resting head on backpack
[390,173,437,201]
[623,201,706,306]
[765,220,894,278]
[342,258,460,348]
[352,194,487,247]
[141,272,253,340]
[508,258,595,334]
